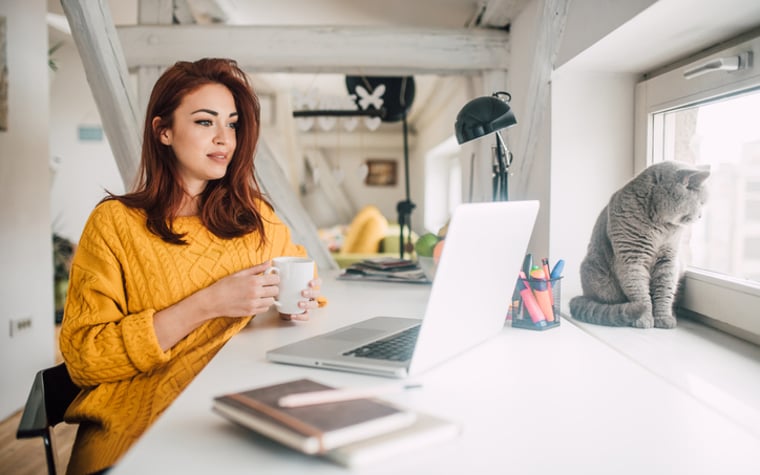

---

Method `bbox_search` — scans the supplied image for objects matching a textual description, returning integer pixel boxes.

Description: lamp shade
[454,93,517,144]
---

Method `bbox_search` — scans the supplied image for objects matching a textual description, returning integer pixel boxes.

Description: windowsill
[565,315,760,440]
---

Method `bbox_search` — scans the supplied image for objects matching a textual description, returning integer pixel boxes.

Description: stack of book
[212,378,460,468]
[337,257,430,283]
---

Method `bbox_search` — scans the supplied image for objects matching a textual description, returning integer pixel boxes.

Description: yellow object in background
[341,205,389,254]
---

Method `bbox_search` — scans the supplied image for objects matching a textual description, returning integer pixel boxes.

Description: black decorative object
[345,76,416,122]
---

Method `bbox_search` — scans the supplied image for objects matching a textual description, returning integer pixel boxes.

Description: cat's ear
[687,170,710,189]
[677,169,710,189]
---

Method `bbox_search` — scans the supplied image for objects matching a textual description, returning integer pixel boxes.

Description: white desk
[113,273,760,474]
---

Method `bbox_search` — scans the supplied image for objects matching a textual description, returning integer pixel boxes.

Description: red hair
[108,58,269,244]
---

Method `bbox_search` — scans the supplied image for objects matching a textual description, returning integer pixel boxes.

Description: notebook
[266,201,539,378]
[212,378,416,454]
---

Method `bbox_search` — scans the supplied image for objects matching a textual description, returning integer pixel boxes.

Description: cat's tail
[568,296,647,326]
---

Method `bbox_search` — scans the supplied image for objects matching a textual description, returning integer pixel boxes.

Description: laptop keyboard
[342,325,421,362]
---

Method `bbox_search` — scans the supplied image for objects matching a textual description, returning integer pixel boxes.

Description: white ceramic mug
[265,257,315,315]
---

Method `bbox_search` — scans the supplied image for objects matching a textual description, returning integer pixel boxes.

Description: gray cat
[569,161,709,328]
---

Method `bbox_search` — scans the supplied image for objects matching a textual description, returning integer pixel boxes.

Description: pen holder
[510,277,561,331]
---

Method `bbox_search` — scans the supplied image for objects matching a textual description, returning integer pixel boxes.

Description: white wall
[305,145,406,226]
[413,75,474,233]
[555,0,657,68]
[550,71,637,308]
[50,40,124,243]
[0,0,55,420]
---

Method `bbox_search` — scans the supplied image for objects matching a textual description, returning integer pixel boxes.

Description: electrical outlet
[9,317,33,337]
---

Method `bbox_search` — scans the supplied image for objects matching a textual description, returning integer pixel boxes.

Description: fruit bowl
[418,256,437,281]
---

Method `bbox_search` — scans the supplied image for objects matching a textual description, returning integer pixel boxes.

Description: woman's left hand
[279,277,322,321]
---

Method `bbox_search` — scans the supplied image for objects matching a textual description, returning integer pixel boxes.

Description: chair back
[16,363,79,475]
[342,205,389,253]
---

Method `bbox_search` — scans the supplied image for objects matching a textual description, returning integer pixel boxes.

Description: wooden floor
[0,412,76,475]
[0,325,77,475]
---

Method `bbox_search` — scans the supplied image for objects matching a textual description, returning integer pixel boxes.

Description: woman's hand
[279,277,322,322]
[153,261,279,350]
[205,261,280,318]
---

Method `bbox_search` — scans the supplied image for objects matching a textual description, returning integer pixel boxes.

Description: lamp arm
[495,131,512,201]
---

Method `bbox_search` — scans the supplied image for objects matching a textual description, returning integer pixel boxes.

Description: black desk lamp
[454,92,517,201]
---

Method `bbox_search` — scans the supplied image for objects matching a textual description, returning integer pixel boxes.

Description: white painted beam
[61,0,142,189]
[304,150,356,225]
[117,25,510,75]
[256,143,338,270]
[513,0,570,191]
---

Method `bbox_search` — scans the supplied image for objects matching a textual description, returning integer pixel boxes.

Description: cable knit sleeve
[60,203,170,388]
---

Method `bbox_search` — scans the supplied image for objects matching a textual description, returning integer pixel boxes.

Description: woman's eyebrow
[191,109,238,118]
[191,108,219,116]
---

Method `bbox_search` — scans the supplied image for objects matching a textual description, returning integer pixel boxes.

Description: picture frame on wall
[364,159,397,186]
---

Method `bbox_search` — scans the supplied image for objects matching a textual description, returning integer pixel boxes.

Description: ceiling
[48,0,527,138]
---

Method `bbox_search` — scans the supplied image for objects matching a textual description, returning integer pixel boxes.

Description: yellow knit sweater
[60,199,307,475]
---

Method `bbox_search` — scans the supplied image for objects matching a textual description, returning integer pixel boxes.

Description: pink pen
[518,271,547,327]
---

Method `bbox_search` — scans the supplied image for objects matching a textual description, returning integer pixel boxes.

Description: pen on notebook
[277,381,423,408]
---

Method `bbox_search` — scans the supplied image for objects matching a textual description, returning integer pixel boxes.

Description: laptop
[266,201,539,378]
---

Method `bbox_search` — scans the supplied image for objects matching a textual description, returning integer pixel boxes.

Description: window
[424,136,462,233]
[636,32,760,344]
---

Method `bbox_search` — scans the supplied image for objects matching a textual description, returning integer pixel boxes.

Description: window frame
[634,31,760,345]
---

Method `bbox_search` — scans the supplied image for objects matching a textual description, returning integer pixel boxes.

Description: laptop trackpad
[327,328,386,343]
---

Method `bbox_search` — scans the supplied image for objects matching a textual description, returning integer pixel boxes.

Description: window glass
[640,33,760,342]
[652,89,760,283]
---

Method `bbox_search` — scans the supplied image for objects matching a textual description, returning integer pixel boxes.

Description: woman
[59,58,322,475]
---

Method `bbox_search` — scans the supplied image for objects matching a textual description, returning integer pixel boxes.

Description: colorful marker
[518,271,547,327]
[541,257,554,304]
[513,253,534,303]
[530,265,555,322]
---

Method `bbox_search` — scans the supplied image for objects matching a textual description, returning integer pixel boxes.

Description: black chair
[16,363,80,475]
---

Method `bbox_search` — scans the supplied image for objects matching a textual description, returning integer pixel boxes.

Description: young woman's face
[157,83,238,194]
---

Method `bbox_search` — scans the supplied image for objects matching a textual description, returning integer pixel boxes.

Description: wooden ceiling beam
[116,25,510,75]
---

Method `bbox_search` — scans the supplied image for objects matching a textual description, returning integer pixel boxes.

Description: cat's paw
[632,315,654,328]
[628,301,653,328]
[654,316,677,329]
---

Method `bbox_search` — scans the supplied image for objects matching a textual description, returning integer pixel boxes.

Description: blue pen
[550,259,565,279]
